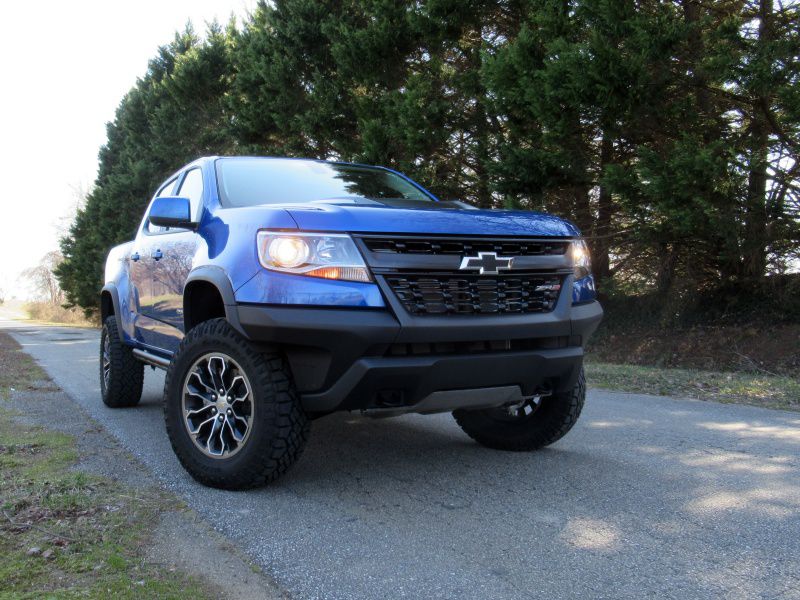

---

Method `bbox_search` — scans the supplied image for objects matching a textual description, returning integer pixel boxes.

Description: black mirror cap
[148,196,197,229]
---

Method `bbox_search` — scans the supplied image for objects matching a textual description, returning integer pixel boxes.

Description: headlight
[257,231,372,283]
[571,240,591,280]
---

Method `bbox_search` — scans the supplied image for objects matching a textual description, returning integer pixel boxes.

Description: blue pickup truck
[101,156,602,488]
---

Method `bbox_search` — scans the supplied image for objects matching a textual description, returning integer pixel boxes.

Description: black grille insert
[385,273,563,315]
[386,336,572,357]
[362,237,569,257]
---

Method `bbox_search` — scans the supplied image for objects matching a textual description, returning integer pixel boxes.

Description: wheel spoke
[186,388,212,404]
[224,416,244,442]
[500,395,542,421]
[188,414,216,436]
[205,419,223,455]
[225,375,245,397]
[189,370,216,395]
[207,356,227,395]
[185,405,213,419]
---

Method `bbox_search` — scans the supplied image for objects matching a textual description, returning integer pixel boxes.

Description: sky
[0,0,254,299]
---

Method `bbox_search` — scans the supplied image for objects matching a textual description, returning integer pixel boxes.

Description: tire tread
[453,370,585,451]
[101,317,144,408]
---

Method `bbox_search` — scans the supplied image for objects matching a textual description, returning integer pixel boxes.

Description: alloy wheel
[489,395,544,422]
[101,330,111,390]
[181,353,254,458]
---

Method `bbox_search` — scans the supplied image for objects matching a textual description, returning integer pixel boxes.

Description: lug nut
[211,394,216,400]
[211,408,216,414]
[227,409,232,415]
[218,415,224,421]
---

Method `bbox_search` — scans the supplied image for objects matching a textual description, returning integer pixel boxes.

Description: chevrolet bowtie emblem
[458,252,514,275]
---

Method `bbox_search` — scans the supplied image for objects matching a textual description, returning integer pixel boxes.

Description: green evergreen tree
[55,0,800,320]
[56,24,236,313]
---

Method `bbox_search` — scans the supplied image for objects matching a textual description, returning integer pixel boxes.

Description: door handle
[131,252,140,262]
[151,249,163,261]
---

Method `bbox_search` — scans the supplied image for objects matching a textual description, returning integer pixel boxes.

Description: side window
[146,177,179,234]
[157,180,176,197]
[177,168,204,222]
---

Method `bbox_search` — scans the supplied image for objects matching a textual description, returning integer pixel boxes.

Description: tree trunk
[743,121,769,279]
[682,0,741,282]
[656,243,679,295]
[741,0,773,280]
[593,131,614,281]
[571,183,593,240]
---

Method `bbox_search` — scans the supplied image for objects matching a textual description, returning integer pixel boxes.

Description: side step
[132,348,171,370]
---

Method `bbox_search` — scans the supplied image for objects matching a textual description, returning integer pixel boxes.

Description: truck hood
[281,200,579,237]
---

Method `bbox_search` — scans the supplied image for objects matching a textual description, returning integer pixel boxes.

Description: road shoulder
[0,331,285,599]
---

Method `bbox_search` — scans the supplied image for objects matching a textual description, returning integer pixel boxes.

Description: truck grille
[362,237,569,257]
[385,273,563,315]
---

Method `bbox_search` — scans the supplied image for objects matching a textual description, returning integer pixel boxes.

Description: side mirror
[148,196,197,229]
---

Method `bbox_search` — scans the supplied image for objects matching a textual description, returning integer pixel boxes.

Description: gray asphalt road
[3,319,799,600]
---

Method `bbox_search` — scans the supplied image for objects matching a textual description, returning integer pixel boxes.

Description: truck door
[145,167,203,351]
[129,176,179,348]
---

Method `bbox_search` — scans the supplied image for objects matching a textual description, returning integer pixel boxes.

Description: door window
[177,168,204,222]
[157,179,177,197]
[146,177,179,234]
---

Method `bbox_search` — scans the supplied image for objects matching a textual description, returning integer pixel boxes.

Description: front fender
[184,266,244,335]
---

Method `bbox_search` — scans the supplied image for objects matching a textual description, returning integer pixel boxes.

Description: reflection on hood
[311,196,477,210]
[283,202,579,237]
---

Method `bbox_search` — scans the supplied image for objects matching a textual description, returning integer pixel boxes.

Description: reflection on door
[149,235,196,330]
[131,233,196,351]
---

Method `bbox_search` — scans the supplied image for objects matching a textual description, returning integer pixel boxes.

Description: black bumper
[235,299,603,414]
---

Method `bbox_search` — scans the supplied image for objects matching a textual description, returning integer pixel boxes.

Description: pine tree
[56,0,800,318]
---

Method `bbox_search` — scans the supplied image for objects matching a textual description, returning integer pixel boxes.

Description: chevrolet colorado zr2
[100,156,603,489]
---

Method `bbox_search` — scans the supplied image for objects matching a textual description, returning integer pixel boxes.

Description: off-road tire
[163,318,310,489]
[100,317,144,408]
[453,369,585,451]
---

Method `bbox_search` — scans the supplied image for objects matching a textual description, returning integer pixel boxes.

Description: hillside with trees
[57,0,800,332]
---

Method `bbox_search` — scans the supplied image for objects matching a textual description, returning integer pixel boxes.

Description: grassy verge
[0,333,210,598]
[0,333,47,400]
[25,301,97,328]
[586,360,800,411]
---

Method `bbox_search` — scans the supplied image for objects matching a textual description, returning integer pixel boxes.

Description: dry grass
[588,323,800,378]
[0,332,47,399]
[586,360,800,412]
[25,302,97,327]
[0,331,211,598]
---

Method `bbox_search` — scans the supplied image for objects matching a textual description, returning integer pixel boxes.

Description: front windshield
[216,158,434,207]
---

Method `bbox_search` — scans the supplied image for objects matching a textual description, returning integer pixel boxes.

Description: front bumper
[234,295,603,414]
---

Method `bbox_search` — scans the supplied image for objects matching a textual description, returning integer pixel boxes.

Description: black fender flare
[100,284,125,335]
[183,266,244,335]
